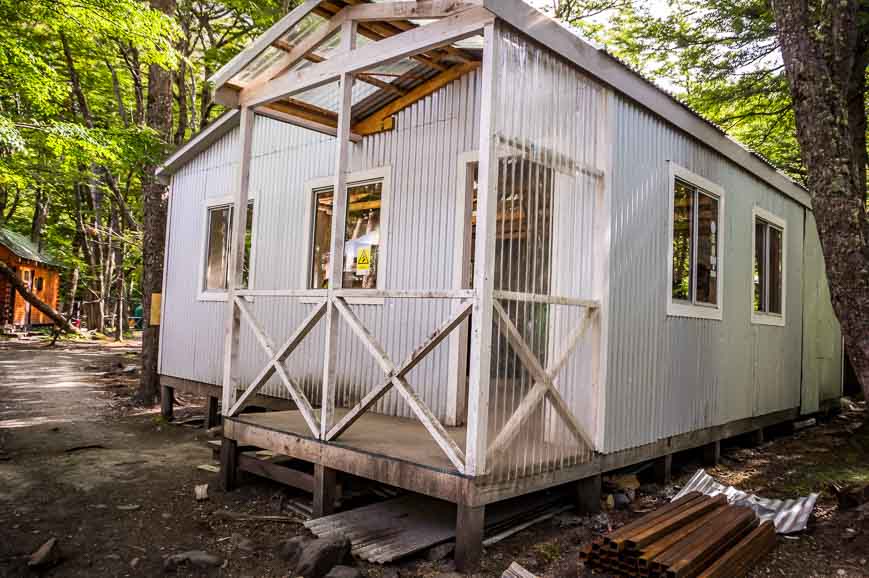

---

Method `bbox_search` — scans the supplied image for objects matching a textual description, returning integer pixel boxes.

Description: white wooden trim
[222,107,256,415]
[665,161,726,321]
[464,22,499,477]
[157,176,175,374]
[209,0,323,89]
[446,150,479,426]
[197,194,258,302]
[302,166,392,304]
[240,6,494,107]
[156,110,240,179]
[751,206,787,327]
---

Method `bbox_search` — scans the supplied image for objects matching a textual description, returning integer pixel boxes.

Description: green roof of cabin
[0,228,61,267]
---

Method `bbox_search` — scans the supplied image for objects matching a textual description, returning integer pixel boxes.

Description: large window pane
[671,179,694,301]
[754,220,766,312]
[310,181,383,289]
[695,192,719,304]
[768,226,783,314]
[204,206,231,291]
[343,182,382,289]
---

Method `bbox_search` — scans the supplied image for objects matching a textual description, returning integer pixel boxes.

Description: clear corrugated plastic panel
[485,28,603,481]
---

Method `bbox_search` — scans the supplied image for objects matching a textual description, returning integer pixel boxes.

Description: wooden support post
[464,21,500,478]
[205,396,220,429]
[220,437,239,491]
[221,106,255,416]
[576,474,602,514]
[752,428,765,446]
[702,440,720,467]
[320,20,357,439]
[654,454,673,485]
[313,464,338,518]
[454,502,485,573]
[160,385,174,419]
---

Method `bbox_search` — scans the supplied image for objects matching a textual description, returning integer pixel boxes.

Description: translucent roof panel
[228,11,328,87]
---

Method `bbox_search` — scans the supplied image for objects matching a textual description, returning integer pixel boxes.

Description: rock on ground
[294,537,351,578]
[163,550,223,572]
[324,566,362,578]
[28,538,61,569]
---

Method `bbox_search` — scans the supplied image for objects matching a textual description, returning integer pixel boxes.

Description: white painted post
[222,106,256,416]
[320,19,357,439]
[464,22,500,477]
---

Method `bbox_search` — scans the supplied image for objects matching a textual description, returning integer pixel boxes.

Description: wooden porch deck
[230,409,466,475]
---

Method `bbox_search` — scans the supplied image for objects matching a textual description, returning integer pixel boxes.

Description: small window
[35,277,44,292]
[668,166,724,319]
[310,181,383,289]
[202,199,254,295]
[752,208,785,325]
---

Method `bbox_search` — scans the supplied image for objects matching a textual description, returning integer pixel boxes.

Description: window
[667,164,725,319]
[752,207,786,325]
[310,180,383,290]
[201,199,254,298]
[35,277,43,292]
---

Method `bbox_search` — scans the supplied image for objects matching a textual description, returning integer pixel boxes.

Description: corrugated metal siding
[801,212,843,410]
[160,71,481,423]
[603,95,806,453]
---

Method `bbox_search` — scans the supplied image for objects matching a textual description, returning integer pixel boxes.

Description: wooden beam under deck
[223,405,802,508]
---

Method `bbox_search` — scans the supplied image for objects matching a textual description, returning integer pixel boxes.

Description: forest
[1,0,867,401]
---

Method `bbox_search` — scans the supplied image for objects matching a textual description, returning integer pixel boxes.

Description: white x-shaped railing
[328,296,473,473]
[485,298,597,465]
[227,296,325,438]
[226,291,474,474]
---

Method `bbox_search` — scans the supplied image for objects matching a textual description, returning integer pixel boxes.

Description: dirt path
[2,338,868,578]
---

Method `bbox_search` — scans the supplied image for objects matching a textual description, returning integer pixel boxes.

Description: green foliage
[552,0,805,181]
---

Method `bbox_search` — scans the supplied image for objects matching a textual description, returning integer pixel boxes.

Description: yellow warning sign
[356,246,371,272]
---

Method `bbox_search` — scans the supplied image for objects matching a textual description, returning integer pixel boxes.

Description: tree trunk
[138,0,176,404]
[0,262,79,334]
[30,188,49,251]
[772,0,869,398]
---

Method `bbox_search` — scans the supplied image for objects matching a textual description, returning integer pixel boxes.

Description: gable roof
[0,228,61,267]
[163,0,811,209]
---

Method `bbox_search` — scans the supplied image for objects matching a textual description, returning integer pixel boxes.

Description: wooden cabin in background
[0,228,61,328]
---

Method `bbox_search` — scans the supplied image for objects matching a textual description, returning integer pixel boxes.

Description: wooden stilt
[205,396,220,429]
[576,474,602,514]
[454,502,485,573]
[702,440,720,467]
[220,437,239,491]
[654,454,673,485]
[313,464,338,518]
[751,428,765,446]
[160,385,174,419]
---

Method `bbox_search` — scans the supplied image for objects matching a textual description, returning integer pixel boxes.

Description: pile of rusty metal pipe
[579,491,777,577]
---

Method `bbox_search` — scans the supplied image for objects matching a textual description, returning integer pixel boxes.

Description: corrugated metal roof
[673,469,819,534]
[0,228,60,267]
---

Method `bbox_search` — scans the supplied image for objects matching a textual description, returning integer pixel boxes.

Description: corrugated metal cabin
[155,0,843,569]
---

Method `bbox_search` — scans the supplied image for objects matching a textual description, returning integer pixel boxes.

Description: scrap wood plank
[304,493,566,564]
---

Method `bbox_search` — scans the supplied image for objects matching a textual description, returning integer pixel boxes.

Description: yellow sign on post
[150,293,162,326]
[356,246,371,273]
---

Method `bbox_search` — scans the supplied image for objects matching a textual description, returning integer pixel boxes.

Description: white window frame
[302,166,391,306]
[750,206,787,327]
[197,193,258,302]
[666,162,726,321]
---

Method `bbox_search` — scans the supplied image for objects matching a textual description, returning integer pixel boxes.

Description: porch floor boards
[231,409,467,475]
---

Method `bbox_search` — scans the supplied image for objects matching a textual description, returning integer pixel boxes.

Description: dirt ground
[1,338,868,578]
